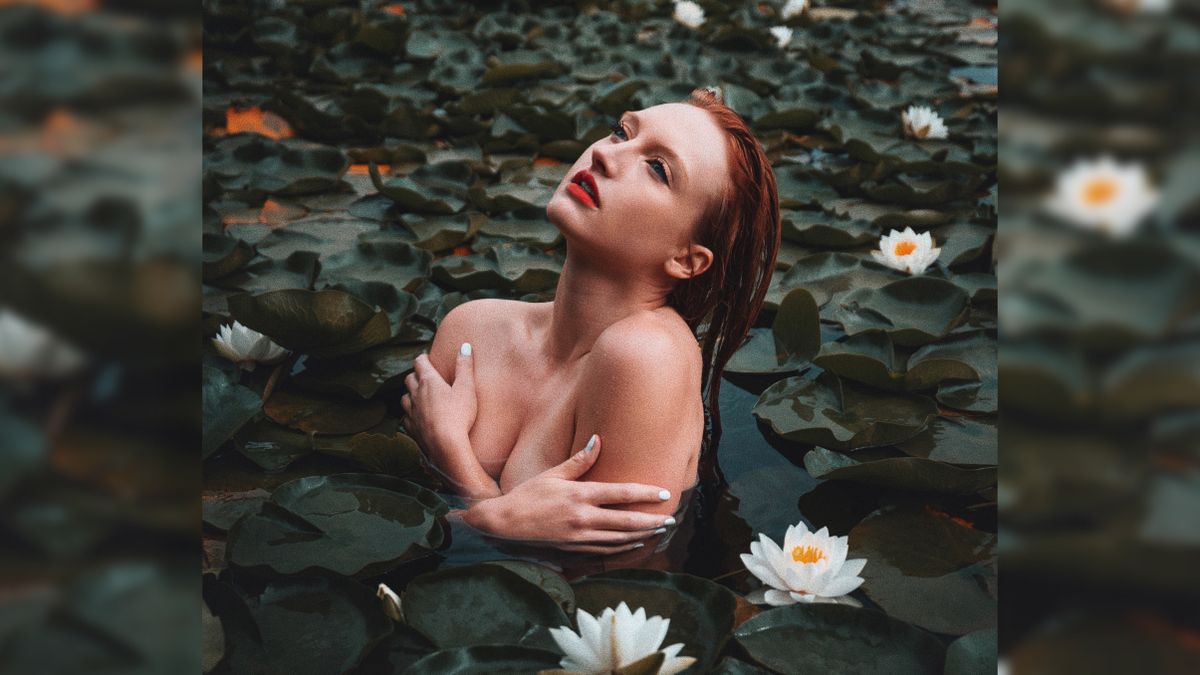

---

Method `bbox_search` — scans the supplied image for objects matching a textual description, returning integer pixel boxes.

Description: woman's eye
[649,159,669,184]
[609,121,628,140]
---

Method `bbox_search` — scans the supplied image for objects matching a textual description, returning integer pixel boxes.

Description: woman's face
[547,102,730,277]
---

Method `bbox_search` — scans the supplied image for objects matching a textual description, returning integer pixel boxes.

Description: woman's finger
[582,505,674,533]
[554,541,649,554]
[582,481,672,507]
[567,525,662,545]
[404,372,418,391]
[400,393,412,414]
[412,353,443,384]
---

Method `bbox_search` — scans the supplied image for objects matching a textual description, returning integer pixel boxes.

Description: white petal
[658,644,697,675]
[764,588,799,606]
[819,574,865,597]
[840,557,868,577]
[742,553,788,590]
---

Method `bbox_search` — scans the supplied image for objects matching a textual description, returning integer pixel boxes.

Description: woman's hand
[402,345,498,498]
[460,434,676,554]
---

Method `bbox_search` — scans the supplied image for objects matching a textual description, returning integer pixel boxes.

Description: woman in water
[401,87,780,556]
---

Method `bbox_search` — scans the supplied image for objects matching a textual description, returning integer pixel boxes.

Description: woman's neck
[542,248,670,364]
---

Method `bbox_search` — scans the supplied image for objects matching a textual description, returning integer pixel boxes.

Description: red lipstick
[568,170,600,209]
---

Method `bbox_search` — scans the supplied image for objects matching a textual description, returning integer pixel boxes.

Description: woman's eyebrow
[624,111,688,189]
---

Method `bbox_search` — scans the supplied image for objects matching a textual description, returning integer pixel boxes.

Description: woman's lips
[568,170,600,209]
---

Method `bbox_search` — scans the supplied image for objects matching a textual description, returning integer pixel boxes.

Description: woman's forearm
[431,432,503,500]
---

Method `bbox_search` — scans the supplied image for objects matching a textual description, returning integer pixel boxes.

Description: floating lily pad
[312,430,425,479]
[402,645,562,675]
[832,276,969,346]
[402,564,570,650]
[232,417,313,472]
[804,446,997,494]
[754,371,938,451]
[727,288,820,374]
[227,473,447,577]
[203,365,263,459]
[765,251,902,311]
[397,212,481,252]
[228,288,392,358]
[571,568,737,673]
[895,416,997,466]
[432,243,562,292]
[814,332,906,391]
[943,629,997,675]
[203,233,256,281]
[203,488,271,532]
[292,342,426,399]
[734,604,945,674]
[370,162,468,214]
[849,507,996,635]
[317,231,432,295]
[213,576,392,675]
[781,210,878,248]
[212,251,320,295]
[205,135,348,197]
[264,389,386,435]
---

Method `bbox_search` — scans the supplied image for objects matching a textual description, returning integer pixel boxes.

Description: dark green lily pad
[228,288,392,358]
[727,288,820,374]
[317,231,432,295]
[370,162,468,214]
[205,135,349,197]
[754,371,938,451]
[203,488,271,532]
[402,564,570,650]
[211,251,320,295]
[402,646,562,675]
[895,416,997,466]
[832,276,969,346]
[397,212,481,252]
[432,243,562,292]
[781,210,878,248]
[765,251,902,311]
[292,342,426,399]
[203,233,256,281]
[814,332,906,391]
[571,568,737,673]
[216,576,393,675]
[481,560,577,616]
[227,473,447,577]
[734,604,945,674]
[203,365,263,459]
[476,210,563,247]
[849,507,996,635]
[943,629,997,675]
[232,417,313,472]
[264,389,386,435]
[804,447,996,494]
[312,430,424,479]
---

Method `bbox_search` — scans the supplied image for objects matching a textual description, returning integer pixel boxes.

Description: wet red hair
[669,87,782,441]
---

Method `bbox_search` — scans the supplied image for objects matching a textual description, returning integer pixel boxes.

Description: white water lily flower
[376,583,403,622]
[741,521,867,606]
[0,309,87,380]
[781,0,809,19]
[901,105,949,140]
[212,321,288,371]
[769,26,793,48]
[870,227,941,274]
[672,0,705,29]
[1044,155,1159,237]
[548,602,697,675]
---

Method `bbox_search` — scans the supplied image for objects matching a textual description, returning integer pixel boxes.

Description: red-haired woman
[401,88,781,557]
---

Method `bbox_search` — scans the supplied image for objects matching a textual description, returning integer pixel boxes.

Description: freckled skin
[424,102,731,533]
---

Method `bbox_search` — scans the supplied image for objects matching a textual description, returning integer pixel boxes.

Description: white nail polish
[654,527,667,535]
[633,542,645,549]
[663,516,676,527]
[658,489,670,501]
[460,342,472,356]
[584,435,597,453]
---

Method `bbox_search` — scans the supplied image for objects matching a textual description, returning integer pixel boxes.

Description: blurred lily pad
[734,604,945,674]
[227,473,447,577]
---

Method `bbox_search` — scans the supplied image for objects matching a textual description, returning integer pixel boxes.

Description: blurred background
[998,0,1200,672]
[0,0,201,673]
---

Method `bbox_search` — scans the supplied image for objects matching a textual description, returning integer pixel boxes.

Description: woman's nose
[590,142,617,177]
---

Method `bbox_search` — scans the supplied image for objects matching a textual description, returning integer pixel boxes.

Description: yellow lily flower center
[791,545,827,564]
[1082,178,1118,206]
[893,241,917,257]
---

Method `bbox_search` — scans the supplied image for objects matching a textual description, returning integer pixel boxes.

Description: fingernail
[654,527,667,535]
[663,516,676,527]
[633,542,645,549]
[460,342,472,356]
[584,434,597,453]
[658,489,670,501]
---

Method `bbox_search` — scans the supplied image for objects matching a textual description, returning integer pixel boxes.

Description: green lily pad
[203,488,271,532]
[832,276,969,346]
[232,417,313,472]
[432,243,562,292]
[727,288,820,374]
[943,629,997,675]
[781,210,878,248]
[397,212,481,252]
[765,252,902,311]
[292,342,426,399]
[203,233,256,281]
[203,365,263,459]
[228,288,392,358]
[814,332,906,391]
[215,576,393,675]
[402,646,562,674]
[211,251,320,295]
[227,473,447,577]
[571,569,737,673]
[849,507,996,635]
[369,162,468,214]
[312,430,425,479]
[402,564,570,649]
[263,388,386,435]
[205,135,349,197]
[481,560,577,616]
[754,371,938,451]
[804,447,997,494]
[317,231,432,295]
[895,416,997,466]
[477,210,563,247]
[734,604,945,674]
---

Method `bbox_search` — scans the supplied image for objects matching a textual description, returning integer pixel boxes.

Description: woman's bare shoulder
[430,298,537,375]
[589,309,701,387]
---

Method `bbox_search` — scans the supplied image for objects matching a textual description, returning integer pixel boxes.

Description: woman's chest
[467,355,584,489]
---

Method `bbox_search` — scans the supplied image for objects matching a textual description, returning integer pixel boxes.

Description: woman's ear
[665,243,714,280]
